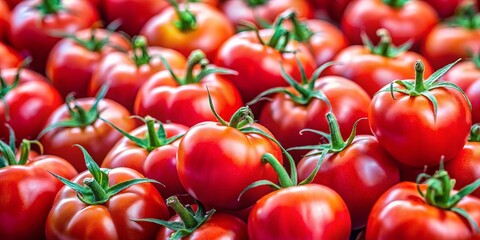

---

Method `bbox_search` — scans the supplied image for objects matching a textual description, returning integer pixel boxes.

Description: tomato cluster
[0,0,480,239]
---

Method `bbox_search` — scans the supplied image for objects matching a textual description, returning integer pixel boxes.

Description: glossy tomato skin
[465,79,480,123]
[215,29,315,104]
[141,3,234,61]
[40,98,135,172]
[47,28,131,99]
[326,45,433,97]
[102,123,189,198]
[248,184,351,240]
[341,0,438,50]
[157,213,248,240]
[10,0,99,73]
[445,142,480,198]
[0,42,22,69]
[422,25,480,70]
[0,155,78,240]
[365,182,480,239]
[0,68,62,143]
[177,122,283,211]
[0,0,10,42]
[222,0,313,27]
[297,135,400,229]
[423,0,462,18]
[369,86,471,167]
[134,70,243,127]
[46,168,169,240]
[258,76,371,162]
[89,47,186,112]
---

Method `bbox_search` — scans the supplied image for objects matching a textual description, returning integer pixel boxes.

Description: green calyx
[247,59,334,107]
[447,1,480,29]
[37,85,109,139]
[50,145,160,205]
[131,35,153,67]
[168,0,197,32]
[160,49,237,86]
[133,196,215,240]
[62,22,126,53]
[36,0,63,16]
[241,17,292,53]
[0,131,42,168]
[362,29,412,58]
[0,57,31,100]
[468,124,480,142]
[245,0,268,7]
[417,161,480,233]
[272,10,313,42]
[382,0,409,8]
[379,59,471,120]
[101,116,184,152]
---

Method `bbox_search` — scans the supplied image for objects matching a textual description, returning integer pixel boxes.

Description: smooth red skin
[0,69,62,142]
[422,25,480,70]
[222,0,313,27]
[46,168,169,240]
[89,47,187,112]
[365,182,480,239]
[423,0,462,18]
[0,42,21,69]
[40,98,135,172]
[248,184,352,240]
[341,0,438,50]
[297,135,400,229]
[369,86,472,167]
[10,0,99,73]
[443,60,480,91]
[466,79,480,123]
[177,122,283,211]
[0,155,77,240]
[258,76,371,162]
[102,123,189,198]
[312,0,352,22]
[215,28,316,104]
[46,28,131,99]
[141,3,234,62]
[157,213,248,240]
[134,70,244,127]
[0,0,10,42]
[326,45,433,97]
[445,142,480,198]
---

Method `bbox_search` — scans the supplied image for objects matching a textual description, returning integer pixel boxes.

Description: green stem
[382,0,408,8]
[40,0,62,15]
[167,196,198,228]
[326,112,347,151]
[74,105,89,125]
[132,36,151,67]
[377,29,391,57]
[413,60,427,95]
[183,50,206,85]
[18,140,31,165]
[245,0,268,7]
[145,117,162,148]
[262,153,293,188]
[469,124,480,142]
[83,178,108,203]
[228,107,251,129]
[169,0,197,32]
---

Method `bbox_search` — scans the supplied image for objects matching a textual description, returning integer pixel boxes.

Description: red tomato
[47,28,131,99]
[342,0,438,50]
[310,0,352,22]
[102,117,189,199]
[89,36,187,112]
[326,29,433,97]
[134,50,243,127]
[0,140,77,240]
[46,147,169,240]
[10,0,100,73]
[248,184,351,240]
[0,0,10,42]
[0,42,22,69]
[369,60,471,167]
[0,67,62,143]
[39,88,135,172]
[421,2,480,70]
[423,0,463,18]
[141,2,234,61]
[222,0,313,28]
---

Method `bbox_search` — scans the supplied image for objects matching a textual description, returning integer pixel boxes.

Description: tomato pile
[0,0,480,239]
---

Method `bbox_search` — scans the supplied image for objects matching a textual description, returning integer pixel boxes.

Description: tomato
[326,29,433,97]
[423,0,463,18]
[89,36,187,112]
[141,2,234,62]
[46,146,169,240]
[369,60,471,167]
[222,0,313,28]
[341,0,438,50]
[421,2,480,70]
[0,42,22,69]
[46,28,131,99]
[365,169,480,239]
[39,87,135,172]
[10,0,99,73]
[0,139,77,240]
[296,112,399,229]
[0,67,62,143]
[0,0,10,42]
[317,0,352,22]
[177,104,283,211]
[215,26,315,110]
[102,116,189,199]
[134,50,243,127]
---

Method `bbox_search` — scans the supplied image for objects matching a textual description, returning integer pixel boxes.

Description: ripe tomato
[0,42,21,69]
[141,2,234,61]
[0,139,77,240]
